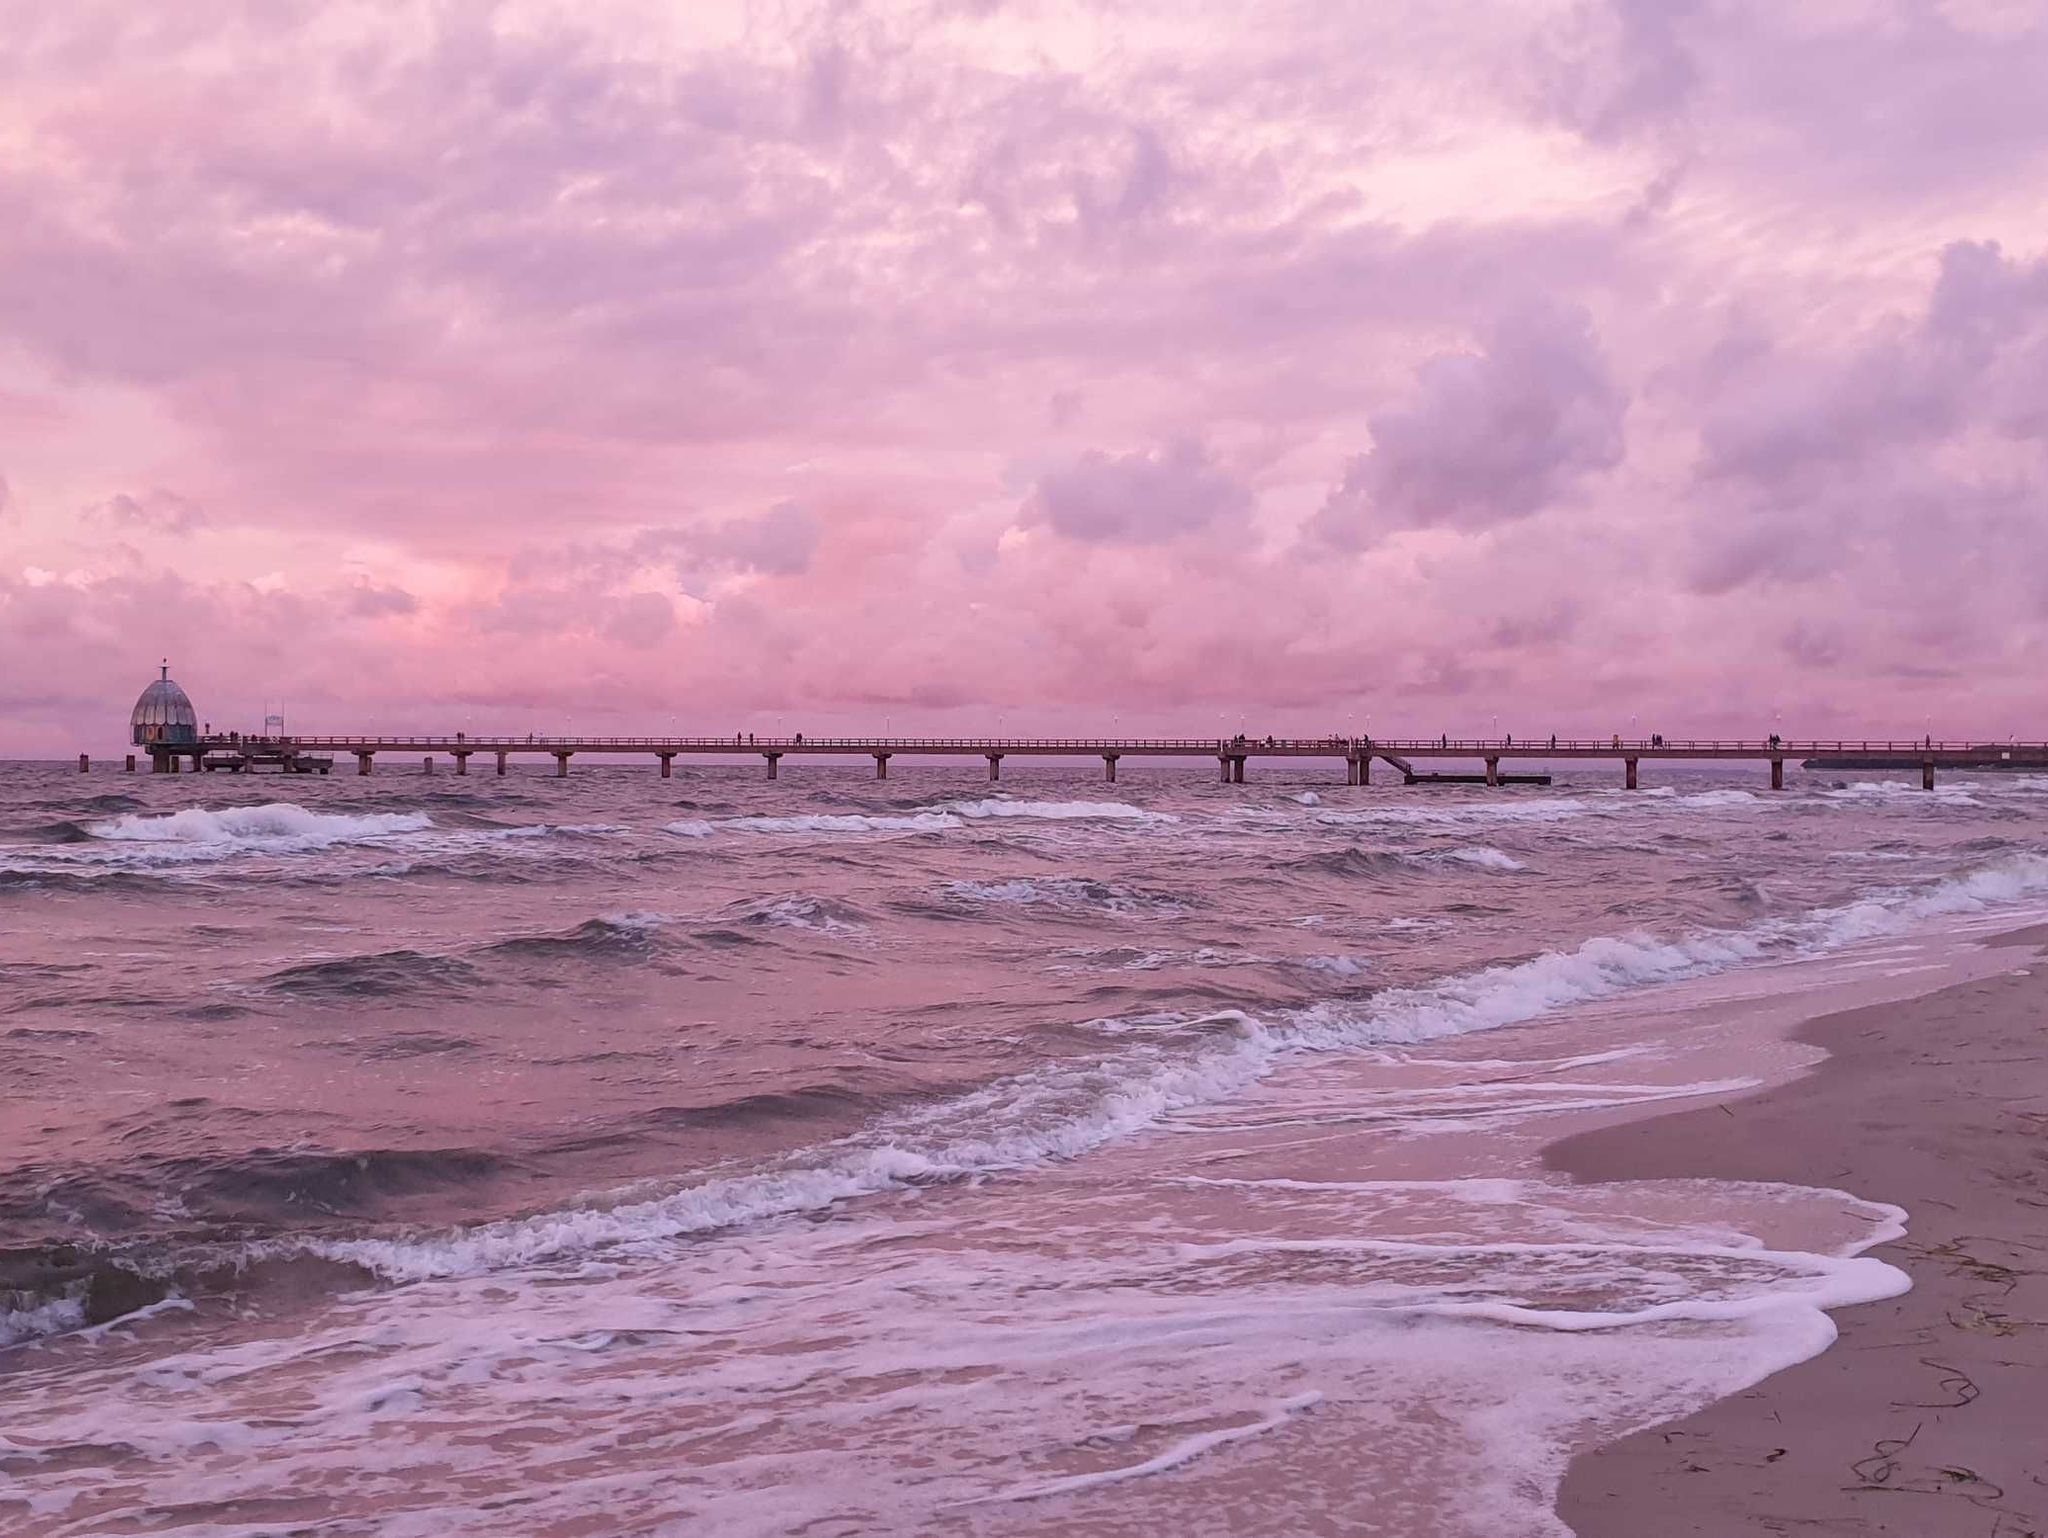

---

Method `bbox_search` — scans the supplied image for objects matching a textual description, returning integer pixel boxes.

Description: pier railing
[122,729,2046,788]
[215,735,2027,754]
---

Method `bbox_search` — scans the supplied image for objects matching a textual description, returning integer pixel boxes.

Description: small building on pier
[131,664,199,748]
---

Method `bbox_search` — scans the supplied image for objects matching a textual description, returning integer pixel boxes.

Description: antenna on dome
[161,659,170,681]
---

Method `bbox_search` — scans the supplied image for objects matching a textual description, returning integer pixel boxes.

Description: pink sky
[5,0,2048,754]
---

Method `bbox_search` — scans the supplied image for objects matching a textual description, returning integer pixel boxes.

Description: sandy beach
[1550,926,2048,1537]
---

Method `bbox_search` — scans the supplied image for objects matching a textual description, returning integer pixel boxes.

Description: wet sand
[1548,927,2048,1537]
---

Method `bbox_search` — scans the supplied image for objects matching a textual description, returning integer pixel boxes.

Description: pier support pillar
[495,751,508,776]
[357,753,374,777]
[78,753,89,774]
[1484,756,1500,787]
[987,754,1002,783]
[554,753,571,778]
[1219,756,1231,783]
[765,753,780,780]
[1923,758,1936,792]
[1231,757,1246,784]
[659,755,673,779]
[874,754,890,781]
[1770,757,1784,791]
[1624,757,1638,790]
[423,756,434,776]
[453,753,469,776]
[125,754,136,773]
[1103,754,1118,783]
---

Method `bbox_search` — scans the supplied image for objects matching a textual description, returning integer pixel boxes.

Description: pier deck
[123,735,2048,790]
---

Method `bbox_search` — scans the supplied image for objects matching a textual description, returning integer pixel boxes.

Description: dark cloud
[346,579,418,618]
[1311,301,1625,547]
[1022,440,1251,544]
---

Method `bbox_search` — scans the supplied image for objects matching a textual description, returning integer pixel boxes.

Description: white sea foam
[960,1391,1326,1505]
[1176,1236,1910,1332]
[0,1293,85,1348]
[304,851,2048,1284]
[1669,788,1764,810]
[664,800,1169,840]
[1430,845,1526,871]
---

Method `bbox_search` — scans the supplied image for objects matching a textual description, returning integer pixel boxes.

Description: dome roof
[131,666,199,745]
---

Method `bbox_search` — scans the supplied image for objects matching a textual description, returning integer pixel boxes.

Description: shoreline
[1545,923,2048,1536]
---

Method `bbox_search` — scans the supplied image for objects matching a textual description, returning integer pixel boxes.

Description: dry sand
[1547,928,2048,1537]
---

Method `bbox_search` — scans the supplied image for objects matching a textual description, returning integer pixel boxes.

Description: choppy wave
[263,950,484,999]
[726,812,961,835]
[1313,798,1589,830]
[943,798,1177,824]
[1293,844,1526,877]
[300,850,2048,1283]
[717,895,871,932]
[1819,781,1984,807]
[936,876,1187,916]
[485,913,667,962]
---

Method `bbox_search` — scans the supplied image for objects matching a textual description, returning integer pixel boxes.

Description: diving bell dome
[131,664,199,746]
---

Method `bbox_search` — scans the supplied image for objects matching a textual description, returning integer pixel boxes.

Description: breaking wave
[1292,844,1525,877]
[89,803,433,851]
[716,895,871,932]
[484,913,668,962]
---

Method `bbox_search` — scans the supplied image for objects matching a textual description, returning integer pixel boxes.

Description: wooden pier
[122,734,2048,790]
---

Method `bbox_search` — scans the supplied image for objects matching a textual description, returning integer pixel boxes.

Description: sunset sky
[5,0,2048,752]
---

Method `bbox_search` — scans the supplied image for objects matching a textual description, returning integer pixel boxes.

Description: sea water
[3,760,2045,1535]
